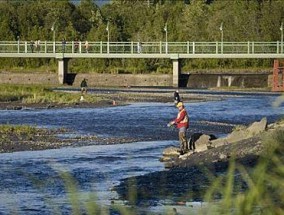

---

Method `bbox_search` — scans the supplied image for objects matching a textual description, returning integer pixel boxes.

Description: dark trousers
[178,131,188,153]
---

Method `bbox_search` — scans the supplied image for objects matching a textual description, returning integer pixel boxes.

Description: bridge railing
[0,41,283,55]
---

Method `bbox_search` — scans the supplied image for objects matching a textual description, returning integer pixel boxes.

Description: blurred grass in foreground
[0,84,102,104]
[203,128,284,215]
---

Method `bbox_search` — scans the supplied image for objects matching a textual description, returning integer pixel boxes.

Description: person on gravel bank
[168,102,189,155]
[80,78,88,94]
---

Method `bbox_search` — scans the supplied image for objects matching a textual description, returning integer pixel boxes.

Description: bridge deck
[0,41,283,59]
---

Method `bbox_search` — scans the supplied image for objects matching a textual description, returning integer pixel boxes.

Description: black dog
[188,133,217,151]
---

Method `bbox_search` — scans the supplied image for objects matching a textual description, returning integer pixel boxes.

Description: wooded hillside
[0,0,283,73]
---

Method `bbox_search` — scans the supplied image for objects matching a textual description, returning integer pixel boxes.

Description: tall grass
[0,84,102,104]
[203,129,284,215]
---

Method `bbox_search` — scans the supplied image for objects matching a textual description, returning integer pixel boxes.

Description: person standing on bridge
[74,38,79,53]
[168,102,189,155]
[85,40,89,53]
[35,40,40,52]
[137,42,142,53]
[30,40,34,53]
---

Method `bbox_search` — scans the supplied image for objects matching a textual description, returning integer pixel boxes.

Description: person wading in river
[168,102,189,155]
[174,90,181,105]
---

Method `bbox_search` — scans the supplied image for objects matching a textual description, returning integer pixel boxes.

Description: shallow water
[0,141,172,214]
[0,94,283,214]
[1,95,282,138]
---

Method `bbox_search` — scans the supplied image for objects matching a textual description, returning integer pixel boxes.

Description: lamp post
[51,20,57,53]
[220,22,223,54]
[17,36,20,53]
[280,22,283,53]
[106,21,110,54]
[164,23,168,53]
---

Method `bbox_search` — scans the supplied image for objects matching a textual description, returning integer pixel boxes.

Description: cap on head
[176,102,183,108]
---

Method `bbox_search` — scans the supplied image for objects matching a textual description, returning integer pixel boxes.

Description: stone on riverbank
[194,134,211,152]
[211,117,268,148]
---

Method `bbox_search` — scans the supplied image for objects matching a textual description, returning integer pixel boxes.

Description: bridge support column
[241,77,245,88]
[172,56,180,87]
[228,76,235,87]
[217,76,221,87]
[58,58,69,84]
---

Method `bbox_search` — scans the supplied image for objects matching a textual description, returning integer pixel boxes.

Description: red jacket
[174,108,189,129]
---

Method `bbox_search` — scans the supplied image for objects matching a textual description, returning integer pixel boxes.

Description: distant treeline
[0,0,283,73]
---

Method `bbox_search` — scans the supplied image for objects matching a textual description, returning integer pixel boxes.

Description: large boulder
[225,129,248,143]
[188,133,217,151]
[162,147,180,156]
[210,138,228,148]
[194,134,211,152]
[160,147,180,166]
[247,117,267,136]
[210,118,268,148]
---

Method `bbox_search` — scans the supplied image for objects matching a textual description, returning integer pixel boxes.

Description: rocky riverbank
[113,119,284,206]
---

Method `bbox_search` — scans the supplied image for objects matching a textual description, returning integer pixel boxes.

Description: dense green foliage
[0,0,283,73]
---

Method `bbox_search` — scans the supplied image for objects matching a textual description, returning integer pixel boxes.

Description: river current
[0,93,283,214]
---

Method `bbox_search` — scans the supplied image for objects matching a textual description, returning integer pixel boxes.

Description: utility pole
[51,20,57,53]
[17,36,20,53]
[280,22,283,53]
[106,21,110,54]
[220,22,223,54]
[164,23,168,54]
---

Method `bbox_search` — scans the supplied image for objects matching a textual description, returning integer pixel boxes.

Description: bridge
[0,41,283,87]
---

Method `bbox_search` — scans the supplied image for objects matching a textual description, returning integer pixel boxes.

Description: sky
[71,0,110,7]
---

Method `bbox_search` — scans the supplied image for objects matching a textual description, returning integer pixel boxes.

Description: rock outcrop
[114,118,284,207]
[160,117,275,168]
[210,117,267,148]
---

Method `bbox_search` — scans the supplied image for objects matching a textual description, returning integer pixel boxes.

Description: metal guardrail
[0,41,283,57]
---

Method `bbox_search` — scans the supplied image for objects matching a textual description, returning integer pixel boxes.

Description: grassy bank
[0,124,68,153]
[0,84,102,104]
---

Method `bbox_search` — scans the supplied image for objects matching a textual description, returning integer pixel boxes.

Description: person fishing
[168,102,189,155]
[174,90,181,105]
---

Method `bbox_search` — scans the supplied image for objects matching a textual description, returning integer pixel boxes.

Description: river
[0,93,283,214]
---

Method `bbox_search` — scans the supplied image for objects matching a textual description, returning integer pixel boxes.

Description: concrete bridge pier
[217,75,235,88]
[171,55,180,87]
[217,76,221,87]
[58,58,69,84]
[225,76,235,87]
